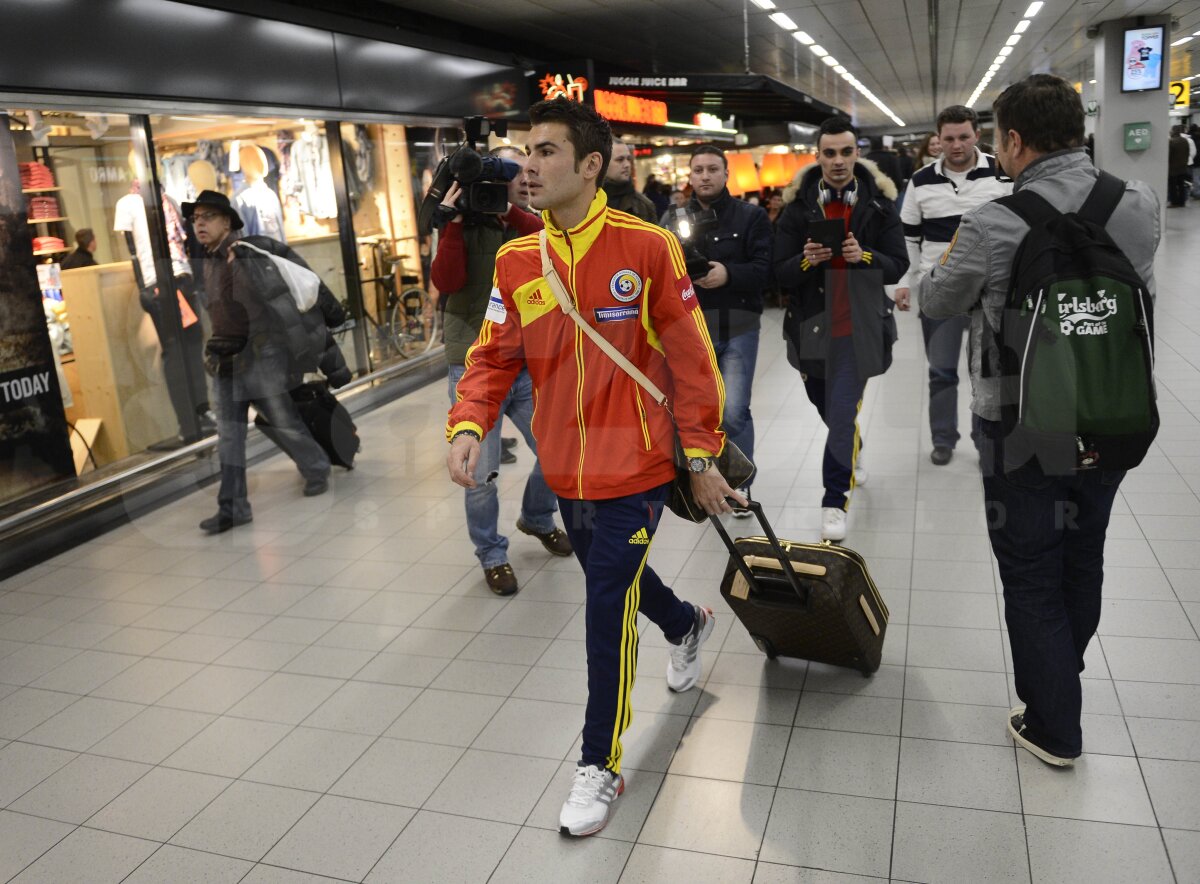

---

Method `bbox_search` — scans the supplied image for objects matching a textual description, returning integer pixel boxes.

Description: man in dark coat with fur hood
[774,118,908,542]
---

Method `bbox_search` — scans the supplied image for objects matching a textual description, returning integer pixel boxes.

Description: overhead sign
[1124,121,1151,152]
[1170,80,1190,108]
[539,73,588,102]
[607,76,689,88]
[593,90,668,126]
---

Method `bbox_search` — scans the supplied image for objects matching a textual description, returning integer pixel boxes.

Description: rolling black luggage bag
[712,501,889,675]
[255,381,360,469]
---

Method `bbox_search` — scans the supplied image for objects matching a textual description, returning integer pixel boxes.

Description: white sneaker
[559,764,624,836]
[821,507,847,542]
[853,451,868,487]
[666,604,715,692]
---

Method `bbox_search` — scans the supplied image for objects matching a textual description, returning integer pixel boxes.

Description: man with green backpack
[919,74,1160,767]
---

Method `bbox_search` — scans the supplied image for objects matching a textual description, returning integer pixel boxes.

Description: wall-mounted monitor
[1122,26,1165,92]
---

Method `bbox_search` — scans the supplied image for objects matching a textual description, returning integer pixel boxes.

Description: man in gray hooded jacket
[919,74,1159,767]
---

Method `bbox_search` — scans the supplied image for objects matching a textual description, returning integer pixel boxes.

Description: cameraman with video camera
[674,144,773,516]
[431,145,572,595]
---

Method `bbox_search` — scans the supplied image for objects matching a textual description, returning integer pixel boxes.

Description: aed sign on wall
[1124,121,1151,152]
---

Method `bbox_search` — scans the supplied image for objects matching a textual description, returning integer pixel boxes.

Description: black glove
[205,335,247,356]
[204,335,246,377]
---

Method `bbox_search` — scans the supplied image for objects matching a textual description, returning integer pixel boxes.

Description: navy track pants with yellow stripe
[558,482,695,774]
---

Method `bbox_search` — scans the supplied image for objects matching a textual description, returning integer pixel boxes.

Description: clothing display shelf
[25,148,70,257]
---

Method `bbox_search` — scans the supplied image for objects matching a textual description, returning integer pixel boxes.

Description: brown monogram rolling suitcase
[711,502,889,676]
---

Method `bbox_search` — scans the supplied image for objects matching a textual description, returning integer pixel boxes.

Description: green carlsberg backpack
[992,171,1157,475]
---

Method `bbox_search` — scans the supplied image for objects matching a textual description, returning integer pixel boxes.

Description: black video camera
[418,117,520,235]
[664,205,719,280]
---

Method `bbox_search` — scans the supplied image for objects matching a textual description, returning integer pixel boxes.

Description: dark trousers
[558,483,694,774]
[920,312,969,449]
[976,416,1125,756]
[213,370,331,520]
[140,277,208,436]
[1168,173,1191,207]
[803,336,867,510]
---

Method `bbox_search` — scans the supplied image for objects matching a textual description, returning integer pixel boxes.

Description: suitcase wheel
[751,635,778,660]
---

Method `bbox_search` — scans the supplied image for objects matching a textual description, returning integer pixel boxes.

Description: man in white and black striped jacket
[894,105,1011,466]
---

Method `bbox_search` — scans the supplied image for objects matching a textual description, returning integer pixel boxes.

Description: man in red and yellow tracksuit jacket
[448,189,725,499]
[446,98,742,837]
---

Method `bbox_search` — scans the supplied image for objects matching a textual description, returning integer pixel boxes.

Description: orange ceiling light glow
[593,89,669,126]
[758,153,792,188]
[725,152,761,195]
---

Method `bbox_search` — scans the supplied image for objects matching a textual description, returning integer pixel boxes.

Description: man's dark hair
[993,74,1084,153]
[529,98,613,182]
[74,228,95,249]
[936,104,979,133]
[689,144,727,169]
[817,117,859,148]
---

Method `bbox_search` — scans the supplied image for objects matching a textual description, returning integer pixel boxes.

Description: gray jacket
[918,148,1160,421]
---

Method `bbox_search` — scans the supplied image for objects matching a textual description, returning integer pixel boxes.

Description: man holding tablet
[774,117,908,540]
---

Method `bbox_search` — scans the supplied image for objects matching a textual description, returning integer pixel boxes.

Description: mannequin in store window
[113,178,212,449]
[234,143,286,241]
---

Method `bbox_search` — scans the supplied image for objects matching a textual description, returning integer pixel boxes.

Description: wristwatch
[687,456,715,474]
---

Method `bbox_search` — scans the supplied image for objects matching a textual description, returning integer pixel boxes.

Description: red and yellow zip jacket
[447,189,726,500]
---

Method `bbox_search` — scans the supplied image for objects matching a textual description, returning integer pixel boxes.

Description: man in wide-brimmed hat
[184,190,331,534]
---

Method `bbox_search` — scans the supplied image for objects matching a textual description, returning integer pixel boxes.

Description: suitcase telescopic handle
[709,500,809,607]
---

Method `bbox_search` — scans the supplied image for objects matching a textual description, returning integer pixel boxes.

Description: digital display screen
[1122,26,1165,92]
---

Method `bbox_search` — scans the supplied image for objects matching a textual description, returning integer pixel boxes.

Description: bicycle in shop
[336,236,439,362]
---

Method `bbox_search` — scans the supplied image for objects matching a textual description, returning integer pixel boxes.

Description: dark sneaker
[199,513,252,534]
[502,437,518,450]
[303,476,329,497]
[930,446,953,466]
[1008,707,1077,767]
[731,487,753,518]
[516,519,573,557]
[483,563,519,596]
[500,447,517,465]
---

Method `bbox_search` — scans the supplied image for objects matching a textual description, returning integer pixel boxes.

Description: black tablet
[808,219,845,257]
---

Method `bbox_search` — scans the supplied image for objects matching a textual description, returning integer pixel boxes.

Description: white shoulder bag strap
[538,229,669,409]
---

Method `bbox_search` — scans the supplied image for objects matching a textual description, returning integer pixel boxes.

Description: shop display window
[150,113,365,373]
[1,110,201,512]
[339,122,440,367]
[0,107,450,515]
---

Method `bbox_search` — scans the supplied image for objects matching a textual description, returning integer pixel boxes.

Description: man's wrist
[451,429,480,443]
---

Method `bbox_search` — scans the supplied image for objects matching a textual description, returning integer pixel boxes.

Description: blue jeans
[447,365,558,568]
[976,416,1125,757]
[802,336,866,510]
[920,312,969,449]
[214,370,330,520]
[712,327,759,487]
[558,484,694,773]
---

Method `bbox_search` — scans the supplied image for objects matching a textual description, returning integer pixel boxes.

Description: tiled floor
[1,209,1198,883]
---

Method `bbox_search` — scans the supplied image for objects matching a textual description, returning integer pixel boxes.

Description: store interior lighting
[768,12,798,30]
[726,152,762,196]
[966,1,1044,107]
[749,0,776,9]
[758,153,792,188]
